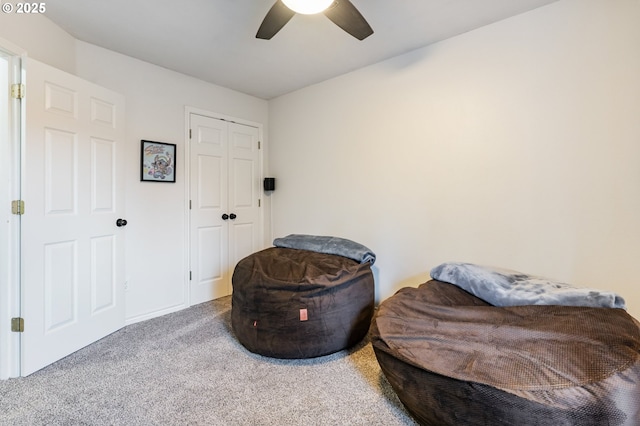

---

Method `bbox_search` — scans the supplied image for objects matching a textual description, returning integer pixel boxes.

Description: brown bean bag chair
[232,247,375,358]
[372,280,640,426]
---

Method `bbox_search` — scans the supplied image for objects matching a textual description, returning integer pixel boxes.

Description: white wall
[74,42,269,322]
[1,0,637,329]
[0,12,76,74]
[269,0,640,319]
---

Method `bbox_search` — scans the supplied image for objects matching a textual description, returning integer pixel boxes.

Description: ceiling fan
[256,0,374,41]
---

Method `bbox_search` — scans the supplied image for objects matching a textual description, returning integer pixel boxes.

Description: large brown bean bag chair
[232,247,375,358]
[372,280,640,426]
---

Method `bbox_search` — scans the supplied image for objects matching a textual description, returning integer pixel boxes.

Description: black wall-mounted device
[263,177,275,191]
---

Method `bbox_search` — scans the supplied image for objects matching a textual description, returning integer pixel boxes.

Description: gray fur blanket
[273,234,376,264]
[431,262,626,309]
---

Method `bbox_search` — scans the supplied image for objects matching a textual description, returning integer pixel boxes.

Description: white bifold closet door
[189,113,262,305]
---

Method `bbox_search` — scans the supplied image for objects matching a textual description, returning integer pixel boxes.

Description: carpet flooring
[0,296,418,425]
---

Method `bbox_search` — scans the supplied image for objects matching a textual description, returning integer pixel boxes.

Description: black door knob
[222,214,229,220]
[229,213,237,220]
[116,218,127,227]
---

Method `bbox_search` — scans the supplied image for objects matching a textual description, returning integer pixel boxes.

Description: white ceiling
[45,0,559,100]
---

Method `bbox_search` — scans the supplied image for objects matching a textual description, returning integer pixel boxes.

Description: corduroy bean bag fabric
[372,280,640,426]
[232,247,375,359]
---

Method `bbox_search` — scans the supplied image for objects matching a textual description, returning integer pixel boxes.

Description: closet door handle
[229,213,237,220]
[222,214,229,220]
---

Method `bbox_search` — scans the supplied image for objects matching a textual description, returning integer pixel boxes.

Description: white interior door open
[21,59,126,375]
[189,113,262,305]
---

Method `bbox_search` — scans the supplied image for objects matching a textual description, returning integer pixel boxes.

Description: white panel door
[189,114,261,305]
[228,122,261,268]
[21,59,126,375]
[189,114,229,303]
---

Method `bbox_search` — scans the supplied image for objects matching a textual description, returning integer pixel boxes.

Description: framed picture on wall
[140,140,176,183]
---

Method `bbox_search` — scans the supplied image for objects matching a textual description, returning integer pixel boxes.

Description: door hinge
[11,317,24,333]
[189,200,192,210]
[258,199,261,207]
[11,84,25,100]
[189,271,192,281]
[258,141,261,149]
[11,200,25,215]
[189,129,192,139]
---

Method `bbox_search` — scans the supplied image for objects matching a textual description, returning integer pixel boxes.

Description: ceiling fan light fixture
[282,0,334,15]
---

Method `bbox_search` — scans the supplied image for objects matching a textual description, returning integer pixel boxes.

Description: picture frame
[140,140,176,183]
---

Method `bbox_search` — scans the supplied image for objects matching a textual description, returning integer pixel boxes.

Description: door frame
[184,106,265,306]
[0,37,26,379]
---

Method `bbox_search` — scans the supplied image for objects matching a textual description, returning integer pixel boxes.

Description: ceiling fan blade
[256,1,296,40]
[324,0,373,41]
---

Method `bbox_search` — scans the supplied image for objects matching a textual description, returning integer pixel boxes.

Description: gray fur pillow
[430,262,626,309]
[273,234,376,264]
